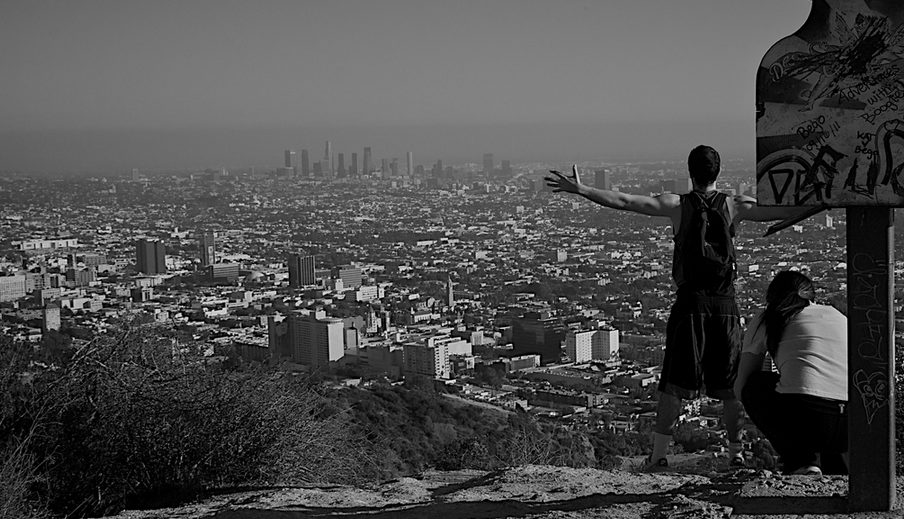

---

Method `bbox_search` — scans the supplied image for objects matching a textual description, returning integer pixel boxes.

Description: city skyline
[1,1,811,172]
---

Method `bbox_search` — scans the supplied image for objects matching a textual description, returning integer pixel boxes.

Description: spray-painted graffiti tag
[757,0,904,206]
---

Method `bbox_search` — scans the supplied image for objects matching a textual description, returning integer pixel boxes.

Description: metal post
[846,207,895,511]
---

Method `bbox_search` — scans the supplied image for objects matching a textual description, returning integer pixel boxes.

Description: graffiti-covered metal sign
[757,0,904,206]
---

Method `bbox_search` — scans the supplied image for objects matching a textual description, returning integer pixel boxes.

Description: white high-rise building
[565,330,594,363]
[428,335,471,357]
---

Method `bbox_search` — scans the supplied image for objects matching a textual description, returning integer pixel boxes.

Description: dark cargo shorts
[658,294,741,400]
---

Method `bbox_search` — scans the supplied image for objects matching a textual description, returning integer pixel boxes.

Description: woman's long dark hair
[763,271,815,358]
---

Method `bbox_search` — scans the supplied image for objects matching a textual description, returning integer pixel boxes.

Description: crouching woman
[734,270,848,475]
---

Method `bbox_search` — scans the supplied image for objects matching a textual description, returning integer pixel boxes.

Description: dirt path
[107,464,904,519]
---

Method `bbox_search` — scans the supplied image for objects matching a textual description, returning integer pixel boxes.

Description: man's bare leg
[722,398,741,442]
[723,397,744,463]
[650,392,682,463]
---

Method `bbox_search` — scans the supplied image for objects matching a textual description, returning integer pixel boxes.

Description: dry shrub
[0,338,50,519]
[0,434,49,519]
[2,320,376,517]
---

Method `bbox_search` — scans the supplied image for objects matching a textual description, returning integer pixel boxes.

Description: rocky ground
[106,456,904,519]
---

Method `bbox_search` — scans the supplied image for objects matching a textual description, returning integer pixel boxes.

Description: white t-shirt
[742,303,847,401]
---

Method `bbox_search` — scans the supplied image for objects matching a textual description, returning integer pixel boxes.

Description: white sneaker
[791,465,822,476]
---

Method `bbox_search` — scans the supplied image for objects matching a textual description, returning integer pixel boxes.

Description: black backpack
[673,191,736,289]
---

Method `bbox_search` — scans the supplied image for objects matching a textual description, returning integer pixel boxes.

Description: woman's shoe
[791,465,822,476]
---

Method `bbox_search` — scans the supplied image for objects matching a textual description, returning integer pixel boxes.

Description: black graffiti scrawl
[757,0,904,207]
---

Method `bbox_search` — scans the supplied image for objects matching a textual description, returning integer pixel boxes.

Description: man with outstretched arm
[545,145,806,470]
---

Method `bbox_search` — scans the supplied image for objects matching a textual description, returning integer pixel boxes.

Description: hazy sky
[0,0,812,172]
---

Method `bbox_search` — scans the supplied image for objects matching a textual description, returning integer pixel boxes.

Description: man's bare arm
[733,195,817,223]
[545,166,679,218]
[577,185,679,217]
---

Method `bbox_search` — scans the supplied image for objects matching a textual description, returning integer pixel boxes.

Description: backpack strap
[691,192,734,231]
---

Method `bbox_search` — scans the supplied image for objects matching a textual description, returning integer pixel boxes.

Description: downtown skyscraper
[136,238,166,275]
[363,147,372,176]
[324,141,332,176]
[337,152,346,177]
[198,231,216,267]
[288,253,316,288]
[594,169,612,191]
[483,153,494,177]
[301,149,310,177]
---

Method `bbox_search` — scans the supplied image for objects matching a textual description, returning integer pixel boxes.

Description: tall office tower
[331,265,363,289]
[350,152,358,176]
[337,153,346,177]
[431,160,443,178]
[565,330,594,363]
[446,275,454,308]
[136,238,166,275]
[365,306,378,334]
[501,160,512,176]
[403,340,450,379]
[390,158,399,176]
[407,152,414,176]
[198,231,216,267]
[511,310,566,365]
[131,168,141,181]
[591,329,619,360]
[284,149,295,168]
[301,149,310,177]
[283,310,345,368]
[324,141,332,175]
[42,303,61,333]
[288,254,316,288]
[483,153,494,176]
[594,169,612,190]
[363,147,372,175]
[381,158,390,176]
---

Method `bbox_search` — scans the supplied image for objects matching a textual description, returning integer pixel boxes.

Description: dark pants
[659,294,740,400]
[741,371,848,474]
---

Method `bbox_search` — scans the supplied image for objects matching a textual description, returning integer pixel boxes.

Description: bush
[673,422,714,453]
[1,320,377,517]
[435,438,491,470]
[491,412,556,467]
[0,434,49,519]
[0,340,50,519]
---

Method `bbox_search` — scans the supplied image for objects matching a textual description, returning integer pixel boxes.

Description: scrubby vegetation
[0,321,650,517]
[5,322,904,518]
[0,321,375,518]
[335,383,648,473]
